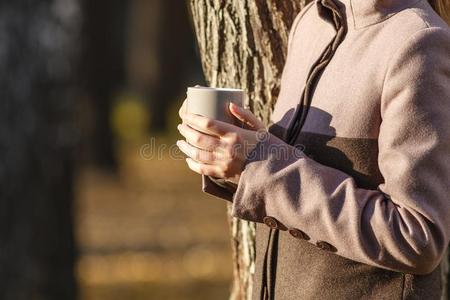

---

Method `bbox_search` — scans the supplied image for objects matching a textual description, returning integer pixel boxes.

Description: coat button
[262,216,287,231]
[288,228,310,240]
[263,216,279,229]
[316,240,337,252]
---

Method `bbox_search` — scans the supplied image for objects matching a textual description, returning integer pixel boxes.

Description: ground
[75,138,233,300]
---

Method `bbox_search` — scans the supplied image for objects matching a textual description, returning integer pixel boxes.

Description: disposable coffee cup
[186,86,243,126]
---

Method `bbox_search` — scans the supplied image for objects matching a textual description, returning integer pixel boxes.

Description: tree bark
[190,1,308,299]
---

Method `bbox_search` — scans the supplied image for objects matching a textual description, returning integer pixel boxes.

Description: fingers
[184,112,235,137]
[177,123,222,151]
[229,102,265,130]
[185,158,224,177]
[176,140,219,164]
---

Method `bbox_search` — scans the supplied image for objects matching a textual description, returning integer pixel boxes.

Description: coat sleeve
[201,2,315,201]
[202,175,235,202]
[229,27,450,275]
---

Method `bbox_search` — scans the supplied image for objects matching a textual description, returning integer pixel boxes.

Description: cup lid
[188,86,243,92]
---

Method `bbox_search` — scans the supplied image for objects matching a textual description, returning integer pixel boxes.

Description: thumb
[229,102,265,130]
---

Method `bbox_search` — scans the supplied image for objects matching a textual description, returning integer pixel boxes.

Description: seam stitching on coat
[379,26,437,119]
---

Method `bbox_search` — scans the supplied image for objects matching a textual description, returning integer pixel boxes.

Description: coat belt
[260,0,348,299]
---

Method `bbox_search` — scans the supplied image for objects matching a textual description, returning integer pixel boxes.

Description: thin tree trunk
[150,0,198,132]
[0,1,79,299]
[80,0,127,170]
[190,1,308,299]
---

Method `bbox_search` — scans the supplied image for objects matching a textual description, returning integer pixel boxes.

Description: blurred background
[0,0,233,299]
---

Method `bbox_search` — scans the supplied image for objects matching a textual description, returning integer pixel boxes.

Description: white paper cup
[186,86,244,124]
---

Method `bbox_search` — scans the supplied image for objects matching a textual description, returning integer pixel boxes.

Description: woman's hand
[177,100,265,185]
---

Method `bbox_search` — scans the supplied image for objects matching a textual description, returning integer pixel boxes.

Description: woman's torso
[253,0,449,299]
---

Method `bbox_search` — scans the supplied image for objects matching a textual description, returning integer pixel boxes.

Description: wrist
[225,175,240,186]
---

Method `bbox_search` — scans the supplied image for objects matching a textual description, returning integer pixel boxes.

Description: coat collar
[315,0,423,29]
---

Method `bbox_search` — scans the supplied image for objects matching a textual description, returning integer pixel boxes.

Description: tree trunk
[190,1,450,299]
[0,1,79,299]
[190,1,308,299]
[79,0,128,170]
[150,0,198,132]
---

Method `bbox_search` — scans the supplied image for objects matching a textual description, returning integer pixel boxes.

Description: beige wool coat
[202,0,450,298]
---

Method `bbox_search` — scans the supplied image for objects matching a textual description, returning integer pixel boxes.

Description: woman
[177,0,450,298]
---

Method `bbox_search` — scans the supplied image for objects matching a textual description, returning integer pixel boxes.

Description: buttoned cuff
[202,175,237,202]
[230,131,305,223]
